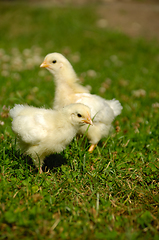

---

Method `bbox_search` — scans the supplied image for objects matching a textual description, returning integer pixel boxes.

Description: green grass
[0,2,159,240]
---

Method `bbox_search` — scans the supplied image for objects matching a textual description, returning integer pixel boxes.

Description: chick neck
[52,66,89,109]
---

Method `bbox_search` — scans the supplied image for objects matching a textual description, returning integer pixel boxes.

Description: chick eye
[77,113,82,118]
[52,60,57,64]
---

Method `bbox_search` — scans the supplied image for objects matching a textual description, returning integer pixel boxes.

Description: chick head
[40,52,73,76]
[63,103,93,127]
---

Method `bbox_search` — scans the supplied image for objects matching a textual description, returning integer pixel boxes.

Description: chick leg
[34,155,43,174]
[88,144,97,153]
[38,166,43,174]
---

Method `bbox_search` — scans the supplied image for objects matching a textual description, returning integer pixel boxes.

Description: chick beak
[40,61,50,68]
[83,114,93,125]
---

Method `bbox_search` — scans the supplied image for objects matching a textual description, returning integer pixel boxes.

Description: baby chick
[40,52,123,152]
[10,103,92,173]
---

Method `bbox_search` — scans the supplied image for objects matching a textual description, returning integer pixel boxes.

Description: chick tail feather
[9,104,25,118]
[105,99,123,117]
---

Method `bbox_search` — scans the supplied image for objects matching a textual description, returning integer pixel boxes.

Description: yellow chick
[10,103,92,173]
[40,53,123,152]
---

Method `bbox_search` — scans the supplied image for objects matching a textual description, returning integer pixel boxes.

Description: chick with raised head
[40,52,123,152]
[10,103,92,173]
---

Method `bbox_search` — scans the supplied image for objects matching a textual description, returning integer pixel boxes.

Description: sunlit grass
[0,2,159,240]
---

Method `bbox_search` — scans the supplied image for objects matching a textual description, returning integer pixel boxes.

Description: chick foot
[88,144,97,153]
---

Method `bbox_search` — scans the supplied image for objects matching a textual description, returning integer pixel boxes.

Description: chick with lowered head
[10,103,92,173]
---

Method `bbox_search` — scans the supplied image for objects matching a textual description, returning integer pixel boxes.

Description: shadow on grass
[9,149,67,174]
[42,153,67,172]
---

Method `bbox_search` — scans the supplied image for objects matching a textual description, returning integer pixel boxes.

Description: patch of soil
[97,1,159,40]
